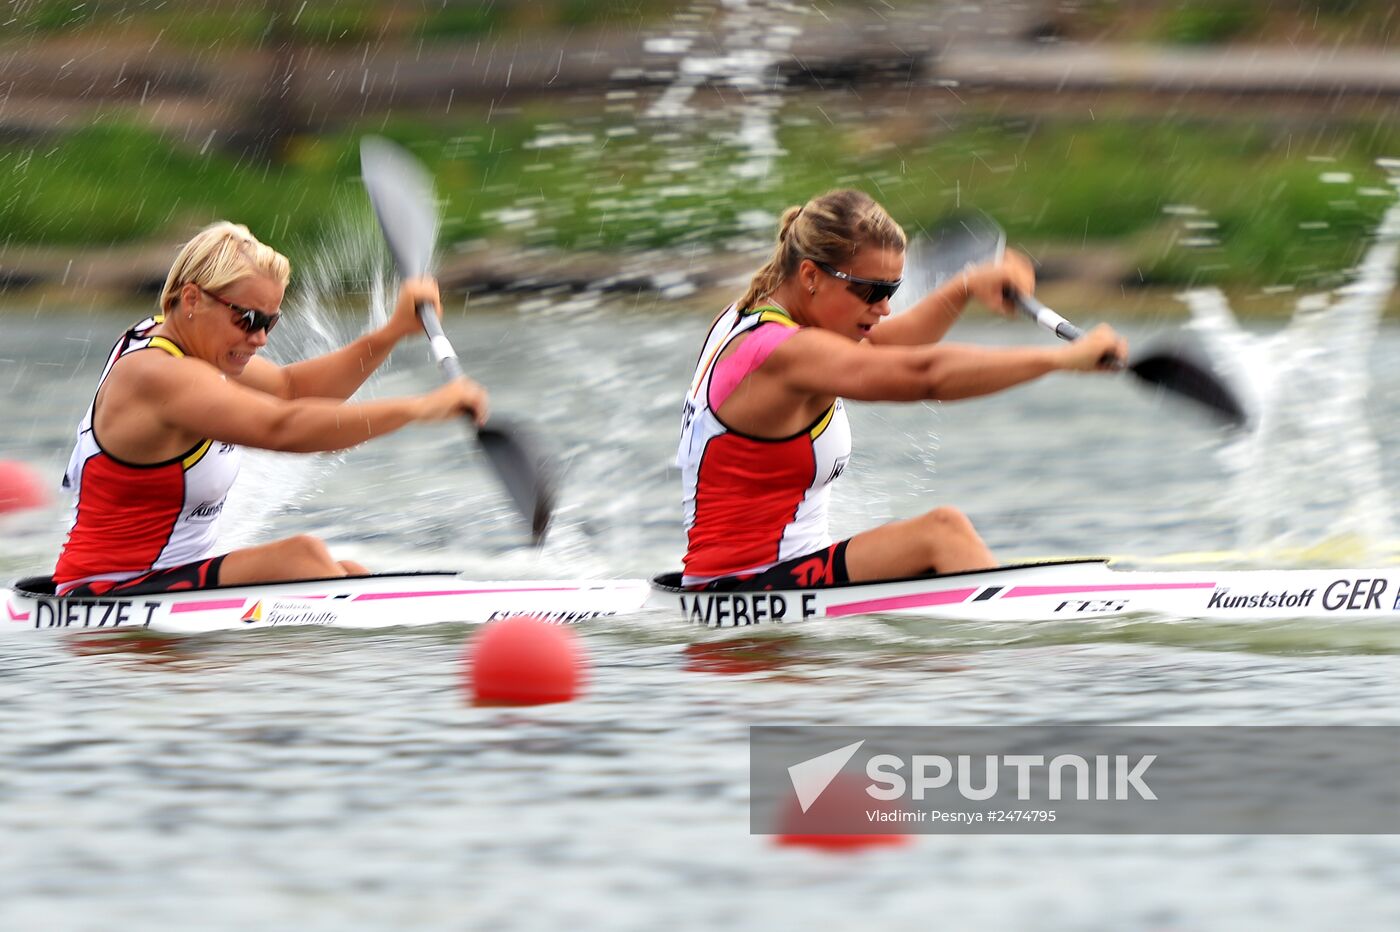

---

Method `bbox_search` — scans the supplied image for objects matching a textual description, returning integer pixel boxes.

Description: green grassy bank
[13,0,1396,48]
[3,107,1396,291]
[8,0,677,45]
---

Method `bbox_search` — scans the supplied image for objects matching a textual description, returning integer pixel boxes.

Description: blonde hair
[158,221,290,314]
[737,190,906,312]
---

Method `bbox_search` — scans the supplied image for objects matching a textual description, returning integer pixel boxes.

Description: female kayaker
[677,190,1128,589]
[53,221,486,596]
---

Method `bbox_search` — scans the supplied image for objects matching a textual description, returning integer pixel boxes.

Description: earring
[809,287,816,295]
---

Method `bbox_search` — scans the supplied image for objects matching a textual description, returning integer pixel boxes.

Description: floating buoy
[0,460,46,514]
[467,615,586,705]
[776,773,911,852]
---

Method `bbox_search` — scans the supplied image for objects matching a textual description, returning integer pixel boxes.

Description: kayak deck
[8,558,1400,632]
[5,572,654,634]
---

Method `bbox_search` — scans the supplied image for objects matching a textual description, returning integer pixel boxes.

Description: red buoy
[467,615,586,705]
[0,460,46,514]
[776,773,911,852]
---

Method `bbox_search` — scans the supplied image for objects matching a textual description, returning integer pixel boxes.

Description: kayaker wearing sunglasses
[677,189,1127,590]
[52,221,487,597]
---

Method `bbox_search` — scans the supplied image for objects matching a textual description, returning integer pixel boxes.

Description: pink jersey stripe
[708,322,797,409]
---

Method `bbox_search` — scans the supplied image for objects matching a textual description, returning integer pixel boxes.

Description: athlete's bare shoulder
[109,342,220,395]
[736,327,846,410]
[764,325,865,368]
[92,344,221,460]
[764,325,931,402]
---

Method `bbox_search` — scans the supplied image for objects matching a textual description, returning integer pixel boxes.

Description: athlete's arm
[866,276,970,347]
[140,354,486,454]
[234,278,443,401]
[769,325,1125,402]
[235,329,401,401]
[867,251,1035,347]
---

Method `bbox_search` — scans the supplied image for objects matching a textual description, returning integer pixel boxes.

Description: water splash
[643,0,802,189]
[1181,169,1400,564]
[218,209,397,550]
[494,0,803,276]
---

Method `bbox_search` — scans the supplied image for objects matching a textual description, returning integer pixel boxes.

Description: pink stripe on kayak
[7,602,29,622]
[353,587,579,602]
[1004,582,1216,598]
[828,587,978,617]
[170,599,248,613]
[161,587,577,612]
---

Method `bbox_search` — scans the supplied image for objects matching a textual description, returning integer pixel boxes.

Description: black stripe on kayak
[972,586,1003,601]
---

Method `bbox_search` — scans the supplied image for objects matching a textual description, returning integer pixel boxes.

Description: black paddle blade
[475,419,556,545]
[923,209,1007,285]
[1128,348,1248,427]
[361,135,557,544]
[359,136,437,277]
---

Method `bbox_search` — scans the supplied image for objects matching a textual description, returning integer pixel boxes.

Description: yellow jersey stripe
[148,336,185,358]
[809,404,835,439]
[756,309,798,328]
[182,439,212,470]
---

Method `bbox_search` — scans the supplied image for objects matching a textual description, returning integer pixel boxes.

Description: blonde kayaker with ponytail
[677,190,1127,590]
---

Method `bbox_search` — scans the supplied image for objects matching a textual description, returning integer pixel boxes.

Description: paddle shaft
[415,289,554,541]
[360,135,555,541]
[1013,291,1080,340]
[1010,289,1124,370]
[417,300,466,383]
[966,214,1244,426]
[1007,286,1246,425]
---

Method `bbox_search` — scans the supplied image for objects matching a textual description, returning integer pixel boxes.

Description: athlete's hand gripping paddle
[1006,288,1246,426]
[927,210,1247,427]
[360,136,555,543]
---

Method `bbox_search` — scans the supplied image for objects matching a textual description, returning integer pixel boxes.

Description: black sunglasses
[199,286,281,335]
[813,261,902,304]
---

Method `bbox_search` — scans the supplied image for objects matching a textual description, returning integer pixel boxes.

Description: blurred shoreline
[3,1,1399,310]
[6,265,1395,323]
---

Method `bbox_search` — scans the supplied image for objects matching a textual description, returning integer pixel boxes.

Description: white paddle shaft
[1013,291,1084,342]
[416,302,462,379]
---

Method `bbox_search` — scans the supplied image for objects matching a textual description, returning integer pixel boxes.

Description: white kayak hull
[4,572,653,634]
[648,559,1400,627]
[7,559,1400,634]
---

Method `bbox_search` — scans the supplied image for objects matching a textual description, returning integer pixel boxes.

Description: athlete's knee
[281,534,336,570]
[910,506,993,573]
[920,506,979,540]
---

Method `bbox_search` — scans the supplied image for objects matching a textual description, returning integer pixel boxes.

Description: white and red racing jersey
[677,303,851,585]
[53,317,242,593]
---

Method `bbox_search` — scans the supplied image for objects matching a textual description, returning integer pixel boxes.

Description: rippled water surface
[3,306,1400,930]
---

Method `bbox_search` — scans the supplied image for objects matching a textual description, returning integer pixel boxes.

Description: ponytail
[737,191,906,312]
[737,205,805,312]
